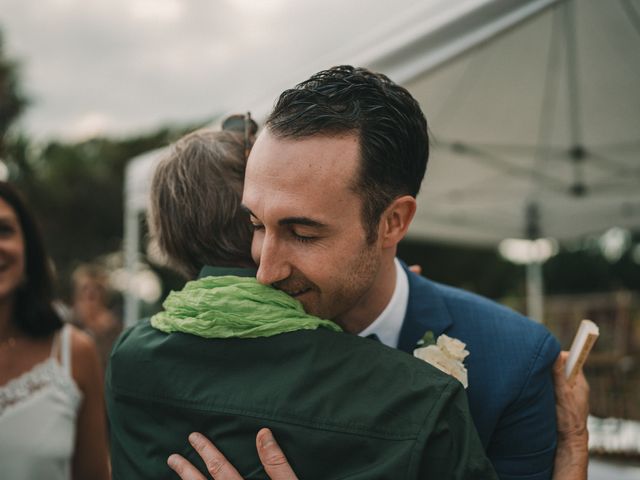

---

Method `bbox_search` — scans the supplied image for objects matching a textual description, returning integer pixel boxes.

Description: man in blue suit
[399,266,559,478]
[242,66,559,480]
[171,66,560,479]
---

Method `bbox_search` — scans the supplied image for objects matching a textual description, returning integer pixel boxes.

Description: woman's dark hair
[0,182,62,337]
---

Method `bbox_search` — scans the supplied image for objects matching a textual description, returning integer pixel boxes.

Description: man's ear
[379,195,417,248]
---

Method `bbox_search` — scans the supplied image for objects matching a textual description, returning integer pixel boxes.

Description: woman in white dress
[0,181,110,480]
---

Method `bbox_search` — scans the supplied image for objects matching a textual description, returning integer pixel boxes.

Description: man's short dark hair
[266,65,429,243]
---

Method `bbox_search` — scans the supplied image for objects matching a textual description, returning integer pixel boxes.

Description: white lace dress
[0,324,83,480]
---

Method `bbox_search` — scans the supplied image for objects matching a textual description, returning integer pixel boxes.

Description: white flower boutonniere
[414,332,469,388]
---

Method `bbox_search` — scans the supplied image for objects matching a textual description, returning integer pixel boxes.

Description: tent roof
[125,0,640,246]
[404,0,640,244]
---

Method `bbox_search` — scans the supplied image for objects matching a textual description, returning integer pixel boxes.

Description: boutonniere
[413,331,469,388]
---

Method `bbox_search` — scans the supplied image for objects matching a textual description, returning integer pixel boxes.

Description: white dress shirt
[358,258,409,348]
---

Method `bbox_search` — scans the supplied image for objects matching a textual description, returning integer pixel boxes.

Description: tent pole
[123,206,140,328]
[563,0,582,146]
[524,203,545,323]
[526,259,545,323]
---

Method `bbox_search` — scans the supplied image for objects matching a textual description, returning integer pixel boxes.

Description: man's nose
[255,233,292,286]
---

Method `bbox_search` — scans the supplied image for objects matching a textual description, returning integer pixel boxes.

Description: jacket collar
[197,262,452,352]
[397,260,453,353]
[198,265,257,279]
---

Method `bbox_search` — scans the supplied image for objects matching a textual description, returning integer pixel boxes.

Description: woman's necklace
[0,336,18,350]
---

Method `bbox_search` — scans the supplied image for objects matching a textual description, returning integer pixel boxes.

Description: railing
[506,290,640,421]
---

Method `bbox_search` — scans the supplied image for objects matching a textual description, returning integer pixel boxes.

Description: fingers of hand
[575,369,590,391]
[552,352,590,438]
[553,351,568,379]
[257,429,287,466]
[554,351,590,396]
[408,264,422,275]
[189,432,242,479]
[256,429,299,480]
[167,454,206,480]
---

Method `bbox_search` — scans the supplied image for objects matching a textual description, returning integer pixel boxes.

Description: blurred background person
[71,263,122,372]
[0,182,110,480]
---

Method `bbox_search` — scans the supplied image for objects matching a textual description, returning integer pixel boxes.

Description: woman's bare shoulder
[67,325,102,388]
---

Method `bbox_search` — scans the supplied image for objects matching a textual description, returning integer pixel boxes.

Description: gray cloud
[0,0,429,139]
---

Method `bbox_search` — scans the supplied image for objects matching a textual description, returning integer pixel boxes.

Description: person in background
[0,181,110,479]
[71,263,121,372]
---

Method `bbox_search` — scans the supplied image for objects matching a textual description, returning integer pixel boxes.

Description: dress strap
[60,324,72,374]
[49,326,61,358]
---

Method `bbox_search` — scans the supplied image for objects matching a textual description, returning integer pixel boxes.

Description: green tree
[0,24,211,300]
[0,28,28,156]
[12,123,205,299]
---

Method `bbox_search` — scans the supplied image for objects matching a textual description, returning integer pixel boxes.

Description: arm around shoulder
[69,327,111,480]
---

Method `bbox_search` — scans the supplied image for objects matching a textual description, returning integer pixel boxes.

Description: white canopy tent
[123,0,640,325]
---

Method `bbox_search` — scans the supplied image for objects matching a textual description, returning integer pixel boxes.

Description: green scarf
[151,275,342,338]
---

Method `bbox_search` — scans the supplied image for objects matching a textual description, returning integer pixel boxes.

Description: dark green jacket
[106,268,496,479]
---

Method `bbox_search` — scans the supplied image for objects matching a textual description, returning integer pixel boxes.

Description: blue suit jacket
[397,263,560,480]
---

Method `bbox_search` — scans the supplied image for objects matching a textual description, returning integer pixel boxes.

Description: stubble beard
[270,241,381,327]
[308,241,380,329]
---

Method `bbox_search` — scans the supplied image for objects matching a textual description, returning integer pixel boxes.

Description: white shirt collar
[358,258,409,348]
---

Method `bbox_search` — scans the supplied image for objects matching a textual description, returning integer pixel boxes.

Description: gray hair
[148,129,253,278]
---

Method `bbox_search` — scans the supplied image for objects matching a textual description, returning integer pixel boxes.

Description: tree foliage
[0,29,28,155]
[6,123,203,298]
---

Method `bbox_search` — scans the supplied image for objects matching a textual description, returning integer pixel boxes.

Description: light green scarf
[151,275,342,338]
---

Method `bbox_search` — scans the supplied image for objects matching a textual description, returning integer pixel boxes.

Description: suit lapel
[397,262,453,353]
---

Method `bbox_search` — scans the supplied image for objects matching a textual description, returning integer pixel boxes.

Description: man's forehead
[246,130,360,180]
[242,131,363,222]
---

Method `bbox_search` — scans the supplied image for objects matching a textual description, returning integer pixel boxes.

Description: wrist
[558,427,589,446]
[554,433,589,480]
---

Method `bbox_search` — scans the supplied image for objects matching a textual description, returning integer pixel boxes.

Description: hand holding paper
[565,319,599,383]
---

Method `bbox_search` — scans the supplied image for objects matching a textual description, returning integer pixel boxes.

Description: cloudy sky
[0,0,447,141]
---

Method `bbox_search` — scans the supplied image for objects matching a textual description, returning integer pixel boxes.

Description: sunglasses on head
[222,112,258,159]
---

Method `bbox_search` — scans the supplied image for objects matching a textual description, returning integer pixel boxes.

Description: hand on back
[168,429,298,480]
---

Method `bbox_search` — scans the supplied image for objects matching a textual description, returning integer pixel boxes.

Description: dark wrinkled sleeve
[414,380,498,480]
